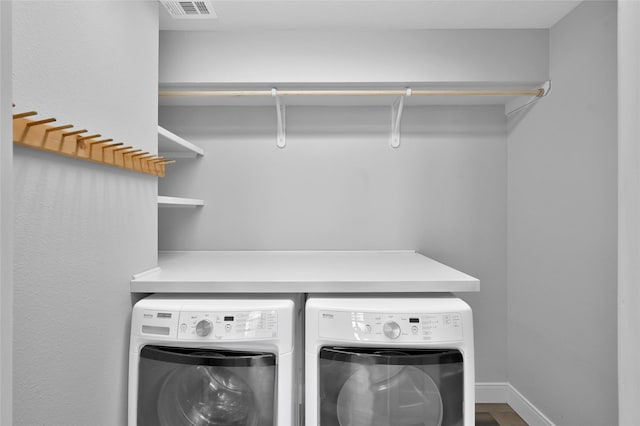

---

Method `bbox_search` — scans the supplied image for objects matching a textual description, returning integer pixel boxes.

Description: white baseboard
[476,382,510,403]
[476,382,555,426]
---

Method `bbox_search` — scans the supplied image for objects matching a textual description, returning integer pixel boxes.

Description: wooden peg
[58,129,87,154]
[137,154,156,172]
[98,142,123,154]
[130,152,150,159]
[87,138,113,146]
[86,139,113,161]
[77,134,101,141]
[121,149,142,167]
[103,142,123,149]
[76,134,101,151]
[138,155,157,173]
[55,129,83,152]
[112,146,133,153]
[112,146,134,167]
[61,129,88,139]
[15,117,51,144]
[121,149,142,157]
[127,150,148,159]
[26,117,56,127]
[101,143,125,164]
[45,124,74,133]
[42,124,74,147]
[156,160,176,165]
[13,111,37,119]
[16,117,58,144]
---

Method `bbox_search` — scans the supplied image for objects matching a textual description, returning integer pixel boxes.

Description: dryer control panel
[178,310,278,340]
[318,310,463,343]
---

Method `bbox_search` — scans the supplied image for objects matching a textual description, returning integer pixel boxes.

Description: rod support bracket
[390,88,411,148]
[505,80,551,116]
[272,88,286,148]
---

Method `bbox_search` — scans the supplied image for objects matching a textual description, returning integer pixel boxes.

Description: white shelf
[158,196,204,207]
[130,250,480,293]
[158,125,204,158]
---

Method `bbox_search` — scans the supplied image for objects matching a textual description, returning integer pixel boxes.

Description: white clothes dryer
[128,295,296,426]
[305,296,474,426]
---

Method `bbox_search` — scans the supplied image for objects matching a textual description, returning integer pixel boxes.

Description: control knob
[383,321,401,339]
[196,319,213,337]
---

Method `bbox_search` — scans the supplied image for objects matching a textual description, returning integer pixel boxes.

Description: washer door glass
[319,348,464,426]
[138,346,276,426]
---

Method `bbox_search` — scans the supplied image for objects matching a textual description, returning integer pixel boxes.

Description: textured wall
[159,104,508,383]
[0,3,13,425]
[507,2,617,424]
[12,2,158,425]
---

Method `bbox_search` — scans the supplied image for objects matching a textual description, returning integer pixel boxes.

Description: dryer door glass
[319,347,463,426]
[138,345,276,426]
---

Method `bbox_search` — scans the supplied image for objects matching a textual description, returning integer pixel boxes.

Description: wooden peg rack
[12,109,173,177]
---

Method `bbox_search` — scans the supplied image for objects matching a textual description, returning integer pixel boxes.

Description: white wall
[507,2,617,424]
[12,2,158,425]
[0,3,12,425]
[158,25,550,391]
[618,1,640,424]
[160,29,548,84]
[158,21,556,394]
[159,104,508,383]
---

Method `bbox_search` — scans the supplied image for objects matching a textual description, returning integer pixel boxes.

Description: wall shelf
[130,250,480,293]
[158,196,204,207]
[158,125,204,158]
[157,126,204,209]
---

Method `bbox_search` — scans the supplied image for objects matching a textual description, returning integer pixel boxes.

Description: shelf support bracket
[505,80,551,116]
[390,88,411,148]
[272,88,286,148]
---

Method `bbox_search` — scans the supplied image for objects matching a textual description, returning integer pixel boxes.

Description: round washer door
[319,347,464,426]
[138,346,276,426]
[336,364,443,426]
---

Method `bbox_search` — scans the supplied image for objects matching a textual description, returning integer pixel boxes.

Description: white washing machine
[305,296,474,426]
[128,295,297,426]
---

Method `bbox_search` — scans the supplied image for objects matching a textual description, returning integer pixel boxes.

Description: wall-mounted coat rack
[160,82,551,148]
[12,109,174,177]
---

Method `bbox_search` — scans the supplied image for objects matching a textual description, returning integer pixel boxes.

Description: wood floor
[476,403,528,426]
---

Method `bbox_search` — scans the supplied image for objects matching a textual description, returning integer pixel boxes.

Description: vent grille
[160,1,217,19]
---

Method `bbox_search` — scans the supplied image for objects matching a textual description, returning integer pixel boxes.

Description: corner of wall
[0,3,13,425]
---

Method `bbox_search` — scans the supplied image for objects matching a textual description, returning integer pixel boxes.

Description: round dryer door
[137,346,276,426]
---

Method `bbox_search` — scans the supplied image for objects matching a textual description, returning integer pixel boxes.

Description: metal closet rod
[159,88,546,98]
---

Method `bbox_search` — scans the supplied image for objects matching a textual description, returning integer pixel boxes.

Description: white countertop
[131,250,479,293]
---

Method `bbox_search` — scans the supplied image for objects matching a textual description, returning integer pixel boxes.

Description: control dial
[383,321,401,339]
[195,319,213,337]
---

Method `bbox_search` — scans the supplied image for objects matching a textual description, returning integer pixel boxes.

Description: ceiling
[159,0,583,31]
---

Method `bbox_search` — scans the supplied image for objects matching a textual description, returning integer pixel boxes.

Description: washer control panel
[177,310,278,340]
[318,310,463,343]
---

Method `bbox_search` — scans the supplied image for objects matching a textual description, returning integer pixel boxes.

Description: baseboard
[476,382,510,403]
[476,382,555,426]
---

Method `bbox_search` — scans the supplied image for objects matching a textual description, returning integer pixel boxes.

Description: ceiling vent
[160,1,217,19]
